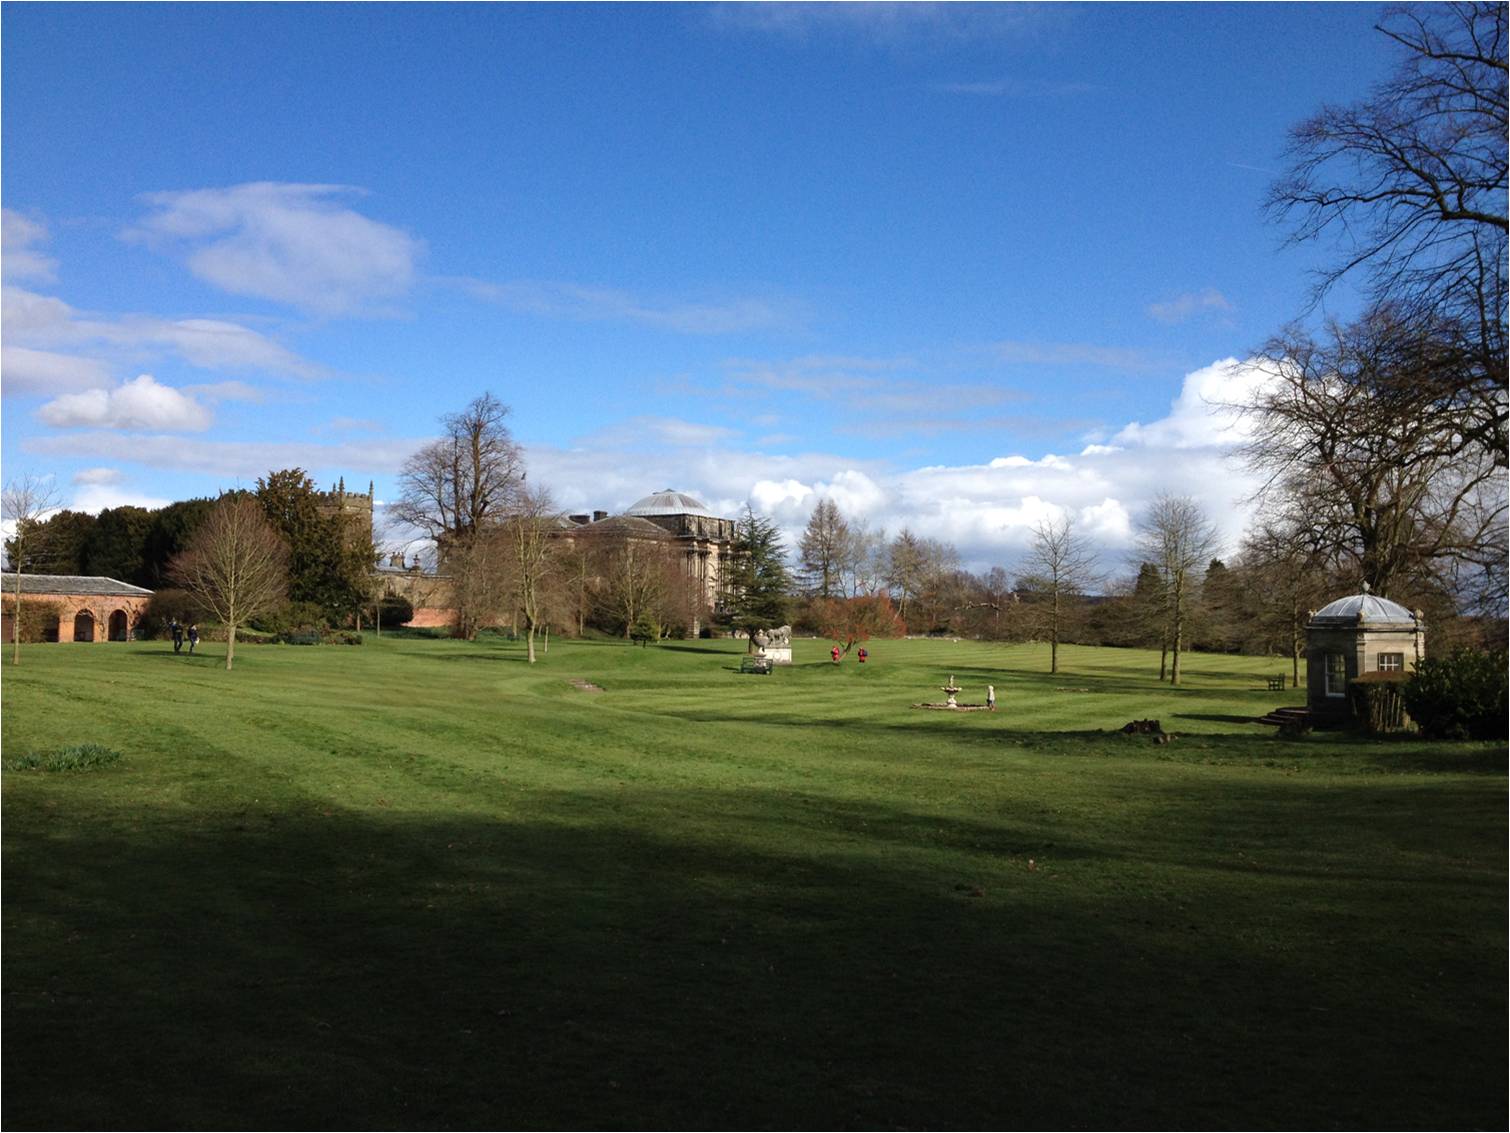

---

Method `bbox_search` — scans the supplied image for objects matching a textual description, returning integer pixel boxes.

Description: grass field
[3,633,1505,1129]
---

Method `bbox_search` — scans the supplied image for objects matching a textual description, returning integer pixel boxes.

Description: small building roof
[624,490,720,519]
[1309,591,1419,626]
[5,574,154,598]
[573,514,676,539]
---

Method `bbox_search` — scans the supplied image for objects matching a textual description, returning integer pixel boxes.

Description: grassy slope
[3,635,1504,1129]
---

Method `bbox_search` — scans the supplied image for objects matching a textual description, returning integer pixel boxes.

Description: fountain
[912,674,988,711]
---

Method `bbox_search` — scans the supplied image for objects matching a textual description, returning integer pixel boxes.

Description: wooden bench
[739,656,773,675]
[1267,675,1286,691]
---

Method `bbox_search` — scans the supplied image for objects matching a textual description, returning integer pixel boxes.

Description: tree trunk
[226,622,237,671]
[12,568,20,666]
[1049,587,1060,674]
[1170,605,1184,686]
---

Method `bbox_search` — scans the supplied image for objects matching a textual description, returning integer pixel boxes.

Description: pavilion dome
[624,489,719,519]
[1310,590,1418,625]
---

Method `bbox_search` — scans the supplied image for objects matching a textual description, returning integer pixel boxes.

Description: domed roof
[624,489,718,519]
[1310,590,1418,625]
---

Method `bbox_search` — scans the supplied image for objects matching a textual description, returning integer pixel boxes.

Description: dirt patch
[569,679,604,693]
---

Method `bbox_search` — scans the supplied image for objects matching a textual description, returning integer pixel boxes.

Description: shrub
[249,600,330,638]
[139,588,197,639]
[326,630,363,646]
[5,743,122,772]
[1347,671,1412,735]
[1,597,62,643]
[1401,649,1509,741]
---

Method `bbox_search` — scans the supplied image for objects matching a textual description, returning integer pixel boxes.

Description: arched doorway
[73,610,95,642]
[109,609,129,641]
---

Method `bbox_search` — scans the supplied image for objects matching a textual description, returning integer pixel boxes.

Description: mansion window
[1377,653,1404,672]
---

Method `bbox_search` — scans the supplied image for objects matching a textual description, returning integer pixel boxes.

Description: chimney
[593,510,608,522]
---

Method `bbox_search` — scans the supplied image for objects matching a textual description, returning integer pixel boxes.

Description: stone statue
[752,624,793,659]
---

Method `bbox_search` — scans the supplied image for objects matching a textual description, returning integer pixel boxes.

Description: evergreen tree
[82,506,154,586]
[725,505,791,649]
[143,498,217,587]
[255,470,374,626]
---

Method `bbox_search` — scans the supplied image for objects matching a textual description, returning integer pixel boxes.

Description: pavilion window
[1377,652,1404,672]
[1324,652,1347,697]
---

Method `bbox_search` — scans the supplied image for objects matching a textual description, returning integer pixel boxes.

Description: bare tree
[593,537,674,639]
[446,527,512,641]
[798,498,852,599]
[502,485,561,663]
[1018,515,1100,674]
[1133,495,1219,686]
[885,528,925,619]
[170,497,288,671]
[3,472,62,665]
[1241,310,1506,605]
[1267,2,1507,457]
[1237,520,1336,689]
[392,392,526,547]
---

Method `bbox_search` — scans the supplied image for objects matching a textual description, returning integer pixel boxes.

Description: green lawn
[3,634,1504,1129]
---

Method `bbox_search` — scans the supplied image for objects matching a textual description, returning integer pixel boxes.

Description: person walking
[187,623,199,654]
[857,647,868,663]
[987,684,997,712]
[170,619,183,653]
[830,644,841,664]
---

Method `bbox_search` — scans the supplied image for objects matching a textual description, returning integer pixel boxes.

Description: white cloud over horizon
[525,357,1270,576]
[125,182,423,316]
[19,356,1270,582]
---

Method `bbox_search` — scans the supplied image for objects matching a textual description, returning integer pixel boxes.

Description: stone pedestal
[760,646,792,666]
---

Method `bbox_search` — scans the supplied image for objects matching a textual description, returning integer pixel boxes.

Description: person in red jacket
[830,644,841,663]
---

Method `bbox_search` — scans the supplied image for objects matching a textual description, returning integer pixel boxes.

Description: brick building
[1,574,154,643]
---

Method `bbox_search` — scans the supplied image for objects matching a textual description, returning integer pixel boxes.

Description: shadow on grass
[657,642,745,656]
[4,781,1504,1131]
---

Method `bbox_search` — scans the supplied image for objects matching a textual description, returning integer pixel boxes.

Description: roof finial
[1361,580,1371,594]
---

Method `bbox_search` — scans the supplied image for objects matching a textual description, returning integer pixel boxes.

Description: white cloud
[580,416,740,449]
[72,467,123,485]
[38,375,213,432]
[522,356,1268,576]
[1146,288,1234,325]
[2,209,57,282]
[125,182,422,316]
[23,430,424,482]
[1,345,113,396]
[710,2,1046,45]
[457,278,798,335]
[995,340,1156,370]
[1111,357,1270,449]
[2,285,326,390]
[69,483,174,514]
[183,380,267,403]
[3,286,75,334]
[934,79,1099,97]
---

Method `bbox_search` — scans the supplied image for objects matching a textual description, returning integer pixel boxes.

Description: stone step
[1256,706,1313,730]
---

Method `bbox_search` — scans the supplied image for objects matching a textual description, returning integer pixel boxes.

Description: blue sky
[2,2,1398,571]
